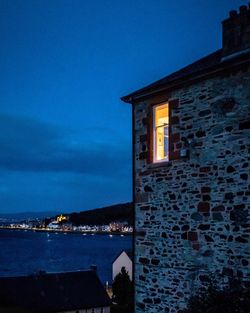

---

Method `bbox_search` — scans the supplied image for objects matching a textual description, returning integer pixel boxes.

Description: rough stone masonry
[122,4,250,313]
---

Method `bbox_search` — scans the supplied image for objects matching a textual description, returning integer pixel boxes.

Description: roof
[125,249,133,260]
[0,270,111,313]
[121,49,250,103]
[113,249,133,264]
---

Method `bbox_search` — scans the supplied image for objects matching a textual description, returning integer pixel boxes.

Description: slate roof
[121,49,250,103]
[0,270,111,313]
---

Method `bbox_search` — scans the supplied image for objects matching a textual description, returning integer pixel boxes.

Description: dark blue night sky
[0,0,246,213]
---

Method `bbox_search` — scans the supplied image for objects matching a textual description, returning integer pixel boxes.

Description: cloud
[0,112,131,177]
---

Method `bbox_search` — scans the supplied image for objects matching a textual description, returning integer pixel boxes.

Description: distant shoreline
[0,226,132,236]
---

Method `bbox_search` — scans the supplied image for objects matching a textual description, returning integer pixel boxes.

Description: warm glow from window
[153,103,169,162]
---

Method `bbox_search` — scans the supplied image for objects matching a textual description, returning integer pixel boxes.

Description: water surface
[0,229,132,283]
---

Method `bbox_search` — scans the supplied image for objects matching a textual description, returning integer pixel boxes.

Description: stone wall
[133,65,250,313]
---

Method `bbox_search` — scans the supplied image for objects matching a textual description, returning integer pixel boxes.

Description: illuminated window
[153,103,169,162]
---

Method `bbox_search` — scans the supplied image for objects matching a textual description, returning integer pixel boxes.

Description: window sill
[146,154,189,170]
[147,160,172,169]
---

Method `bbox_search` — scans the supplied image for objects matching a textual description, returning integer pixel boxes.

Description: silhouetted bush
[112,267,133,305]
[181,278,250,313]
[110,303,133,313]
[111,267,133,313]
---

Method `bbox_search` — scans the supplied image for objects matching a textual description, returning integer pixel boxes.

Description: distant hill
[0,203,134,225]
[0,211,61,221]
[68,202,133,226]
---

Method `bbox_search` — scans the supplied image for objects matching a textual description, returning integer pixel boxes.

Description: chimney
[222,4,250,58]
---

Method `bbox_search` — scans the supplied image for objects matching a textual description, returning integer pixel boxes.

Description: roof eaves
[121,50,221,103]
[121,49,250,104]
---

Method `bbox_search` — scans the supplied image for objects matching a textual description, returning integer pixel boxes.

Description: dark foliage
[110,303,133,313]
[181,278,250,313]
[68,202,133,226]
[112,267,133,307]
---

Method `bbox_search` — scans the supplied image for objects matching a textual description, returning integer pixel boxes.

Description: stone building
[122,5,250,313]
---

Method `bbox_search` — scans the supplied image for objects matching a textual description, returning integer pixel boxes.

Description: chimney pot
[229,10,237,18]
[223,5,250,57]
[239,5,248,14]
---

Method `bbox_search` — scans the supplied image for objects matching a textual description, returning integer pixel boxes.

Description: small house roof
[0,270,111,313]
[113,249,133,264]
[124,249,133,260]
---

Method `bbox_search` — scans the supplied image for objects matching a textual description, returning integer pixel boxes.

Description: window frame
[152,102,169,163]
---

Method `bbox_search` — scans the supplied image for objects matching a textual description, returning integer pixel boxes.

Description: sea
[0,229,132,284]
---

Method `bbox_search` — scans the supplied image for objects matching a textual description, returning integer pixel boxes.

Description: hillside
[68,202,133,226]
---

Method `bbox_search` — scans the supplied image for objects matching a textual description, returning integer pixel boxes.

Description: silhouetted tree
[112,267,133,306]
